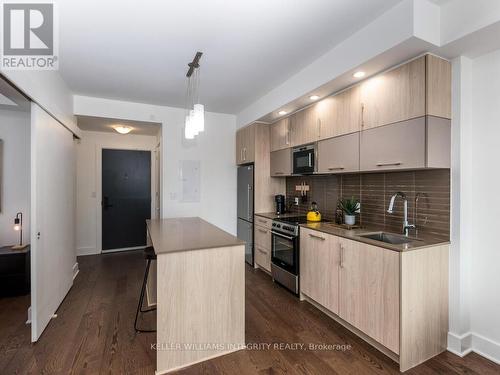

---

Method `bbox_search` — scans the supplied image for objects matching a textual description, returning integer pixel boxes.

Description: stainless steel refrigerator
[237,164,254,265]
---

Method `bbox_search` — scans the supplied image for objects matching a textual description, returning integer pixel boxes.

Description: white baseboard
[448,331,500,365]
[72,262,79,280]
[76,246,98,256]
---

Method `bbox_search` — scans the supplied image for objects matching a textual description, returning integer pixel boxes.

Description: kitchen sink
[358,232,421,245]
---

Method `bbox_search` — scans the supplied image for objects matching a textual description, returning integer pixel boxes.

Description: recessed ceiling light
[278,110,287,115]
[309,95,320,100]
[113,125,133,134]
[353,71,366,78]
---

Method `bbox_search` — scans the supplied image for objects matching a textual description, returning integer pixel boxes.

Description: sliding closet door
[31,103,76,342]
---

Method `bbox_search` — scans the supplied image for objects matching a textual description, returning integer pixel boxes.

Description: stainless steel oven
[271,218,300,295]
[292,144,316,174]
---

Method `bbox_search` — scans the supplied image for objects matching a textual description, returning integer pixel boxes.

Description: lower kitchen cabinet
[300,228,340,314]
[299,227,449,372]
[317,132,359,173]
[338,237,400,354]
[254,224,271,272]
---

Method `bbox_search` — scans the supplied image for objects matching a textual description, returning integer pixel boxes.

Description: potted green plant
[338,197,360,226]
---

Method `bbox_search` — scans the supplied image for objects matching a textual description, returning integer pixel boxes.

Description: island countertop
[146,217,245,255]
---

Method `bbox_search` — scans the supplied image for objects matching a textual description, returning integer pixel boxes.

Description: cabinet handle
[258,228,267,234]
[257,247,268,254]
[361,103,364,128]
[309,233,326,241]
[376,162,402,167]
[318,118,321,139]
[258,219,267,224]
[243,148,247,161]
[340,243,344,268]
[328,167,345,171]
[274,172,284,175]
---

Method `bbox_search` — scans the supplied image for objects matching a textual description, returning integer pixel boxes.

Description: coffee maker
[274,195,286,215]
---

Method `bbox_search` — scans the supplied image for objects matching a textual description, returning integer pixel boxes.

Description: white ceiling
[76,115,161,136]
[59,0,402,114]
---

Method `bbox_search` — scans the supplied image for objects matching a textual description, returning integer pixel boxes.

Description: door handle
[102,196,113,210]
[339,243,344,268]
[328,167,345,171]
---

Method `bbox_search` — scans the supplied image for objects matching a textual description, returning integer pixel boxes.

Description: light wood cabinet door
[360,117,426,172]
[270,149,292,176]
[317,85,362,140]
[254,224,271,272]
[290,106,319,147]
[426,54,451,119]
[236,125,256,164]
[317,132,359,173]
[361,56,426,130]
[270,118,291,151]
[236,128,243,164]
[339,238,400,354]
[300,228,340,314]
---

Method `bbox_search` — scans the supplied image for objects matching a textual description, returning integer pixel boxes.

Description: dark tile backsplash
[285,169,450,240]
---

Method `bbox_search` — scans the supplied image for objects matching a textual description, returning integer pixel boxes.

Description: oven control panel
[271,221,299,237]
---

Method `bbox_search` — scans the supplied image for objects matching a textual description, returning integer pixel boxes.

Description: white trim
[72,262,79,280]
[101,246,146,254]
[96,145,156,254]
[448,331,500,364]
[76,246,98,256]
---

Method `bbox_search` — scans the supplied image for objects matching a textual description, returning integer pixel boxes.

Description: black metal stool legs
[134,257,156,333]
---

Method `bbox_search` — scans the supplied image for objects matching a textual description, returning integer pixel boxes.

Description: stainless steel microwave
[292,144,316,174]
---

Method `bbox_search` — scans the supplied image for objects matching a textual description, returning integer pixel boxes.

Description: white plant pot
[344,214,355,226]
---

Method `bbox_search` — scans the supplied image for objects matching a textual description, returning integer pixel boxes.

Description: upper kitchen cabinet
[317,84,362,139]
[270,117,291,152]
[290,105,319,147]
[360,56,426,130]
[426,54,452,119]
[236,124,255,165]
[360,55,451,131]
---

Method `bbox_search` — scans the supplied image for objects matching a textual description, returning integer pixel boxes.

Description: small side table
[0,245,30,297]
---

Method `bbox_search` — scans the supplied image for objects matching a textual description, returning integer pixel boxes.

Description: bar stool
[134,246,157,333]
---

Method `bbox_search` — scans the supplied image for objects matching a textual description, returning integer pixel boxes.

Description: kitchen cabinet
[254,215,272,230]
[236,125,255,165]
[270,117,291,151]
[360,56,426,130]
[290,105,319,147]
[360,117,426,171]
[317,132,359,173]
[360,116,450,172]
[317,85,362,140]
[426,54,452,119]
[299,226,449,371]
[300,228,340,314]
[254,224,271,272]
[270,148,292,176]
[338,237,400,354]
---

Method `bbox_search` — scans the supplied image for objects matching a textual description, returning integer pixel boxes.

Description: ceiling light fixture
[184,52,205,140]
[113,125,132,134]
[278,110,287,115]
[309,95,320,100]
[353,71,366,78]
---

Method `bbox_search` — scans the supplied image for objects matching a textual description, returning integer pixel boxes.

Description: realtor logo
[1,1,58,70]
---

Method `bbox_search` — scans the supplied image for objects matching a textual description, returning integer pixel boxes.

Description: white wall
[73,96,238,236]
[75,130,159,255]
[0,108,30,247]
[448,48,500,364]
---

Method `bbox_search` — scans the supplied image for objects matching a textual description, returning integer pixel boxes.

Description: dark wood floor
[1,251,499,374]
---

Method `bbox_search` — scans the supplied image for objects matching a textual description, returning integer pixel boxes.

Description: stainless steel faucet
[387,192,415,236]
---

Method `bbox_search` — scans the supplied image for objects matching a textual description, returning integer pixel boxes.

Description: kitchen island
[146,217,245,374]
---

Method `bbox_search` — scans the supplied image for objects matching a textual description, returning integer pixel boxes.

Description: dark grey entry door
[102,149,151,251]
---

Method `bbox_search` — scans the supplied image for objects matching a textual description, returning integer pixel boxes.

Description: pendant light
[184,52,205,139]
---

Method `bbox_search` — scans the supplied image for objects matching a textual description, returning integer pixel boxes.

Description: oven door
[271,231,299,275]
[293,148,315,174]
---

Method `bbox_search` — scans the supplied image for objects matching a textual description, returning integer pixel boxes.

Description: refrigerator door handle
[247,184,252,220]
